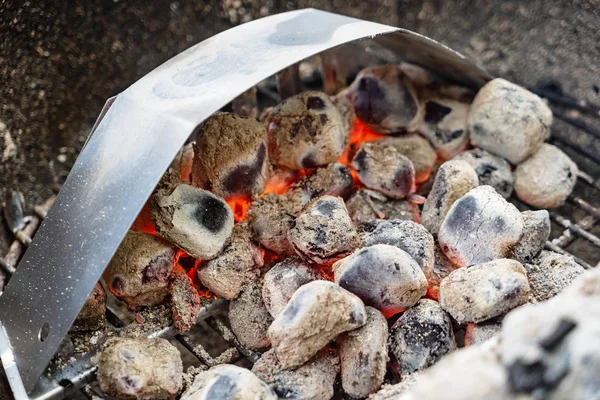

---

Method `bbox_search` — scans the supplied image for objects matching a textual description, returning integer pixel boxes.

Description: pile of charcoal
[73,62,595,400]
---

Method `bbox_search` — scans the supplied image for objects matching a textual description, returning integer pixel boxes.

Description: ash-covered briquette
[379,135,436,184]
[247,193,302,255]
[439,258,530,324]
[514,143,578,209]
[288,196,361,265]
[352,140,416,199]
[419,96,470,160]
[268,280,366,369]
[169,271,201,333]
[197,222,263,299]
[427,245,456,301]
[524,250,585,302]
[286,162,354,204]
[438,185,523,267]
[346,189,420,225]
[70,282,106,332]
[97,337,183,400]
[345,65,423,134]
[171,142,195,183]
[252,349,338,400]
[464,319,502,346]
[421,160,479,236]
[262,256,326,318]
[151,183,234,260]
[333,244,427,315]
[191,112,268,198]
[331,91,356,136]
[337,307,389,398]
[511,210,551,263]
[181,364,277,400]
[266,91,347,170]
[389,299,456,377]
[229,281,273,351]
[367,375,419,400]
[468,78,552,165]
[103,231,176,308]
[454,148,513,199]
[359,219,435,279]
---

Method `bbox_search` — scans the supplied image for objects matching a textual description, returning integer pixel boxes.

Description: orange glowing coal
[130,201,157,234]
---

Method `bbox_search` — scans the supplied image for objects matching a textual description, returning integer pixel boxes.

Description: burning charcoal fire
[337,307,388,398]
[333,244,428,316]
[229,281,273,350]
[439,258,530,323]
[97,337,183,400]
[345,65,423,133]
[252,349,338,400]
[464,319,502,346]
[288,196,361,265]
[468,78,552,164]
[345,189,420,225]
[197,222,263,299]
[524,250,585,302]
[438,185,524,267]
[247,193,302,255]
[379,135,436,184]
[70,282,106,332]
[181,364,277,400]
[286,162,354,204]
[266,91,347,170]
[514,143,578,208]
[359,219,435,279]
[169,271,201,333]
[427,245,456,301]
[171,142,195,183]
[151,183,234,260]
[389,299,456,377]
[267,280,366,369]
[103,231,176,307]
[419,96,470,160]
[352,140,416,199]
[454,148,514,199]
[262,256,326,318]
[510,210,551,263]
[191,112,268,198]
[421,160,479,235]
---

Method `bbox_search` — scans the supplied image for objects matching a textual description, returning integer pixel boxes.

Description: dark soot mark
[142,253,173,284]
[205,374,238,399]
[197,196,229,233]
[424,101,452,124]
[354,76,388,124]
[306,96,326,110]
[222,143,267,196]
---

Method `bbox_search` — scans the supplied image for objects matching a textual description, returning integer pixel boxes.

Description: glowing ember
[227,196,252,222]
[130,201,156,234]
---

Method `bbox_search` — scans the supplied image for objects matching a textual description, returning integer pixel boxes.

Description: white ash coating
[389,299,456,376]
[368,375,419,400]
[454,148,513,198]
[266,91,347,170]
[333,244,428,315]
[191,112,268,198]
[98,337,183,400]
[197,222,263,299]
[252,349,338,400]
[439,258,530,323]
[170,271,201,333]
[345,189,420,225]
[229,281,273,350]
[151,183,234,260]
[346,65,424,134]
[288,196,361,265]
[511,210,551,263]
[181,364,276,400]
[262,256,326,318]
[421,160,479,235]
[71,282,106,332]
[359,219,435,279]
[514,143,578,208]
[438,185,524,267]
[379,135,436,184]
[464,319,502,346]
[331,91,356,136]
[468,78,552,164]
[103,231,176,308]
[427,245,456,301]
[267,280,366,369]
[286,162,354,205]
[352,140,416,199]
[524,250,585,302]
[337,307,389,398]
[419,96,470,160]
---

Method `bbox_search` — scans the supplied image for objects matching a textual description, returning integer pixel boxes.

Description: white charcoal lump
[419,96,470,160]
[468,78,552,164]
[438,185,523,267]
[464,319,502,346]
[379,135,436,184]
[421,160,479,236]
[267,280,366,369]
[524,250,585,302]
[333,244,428,316]
[229,281,273,350]
[346,189,420,225]
[337,307,389,398]
[454,148,513,198]
[510,210,551,263]
[439,258,530,323]
[286,162,354,204]
[514,143,578,209]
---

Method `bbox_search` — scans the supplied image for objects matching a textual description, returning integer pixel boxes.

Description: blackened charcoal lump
[389,299,456,376]
[346,189,420,225]
[427,245,456,301]
[71,282,106,332]
[170,271,201,333]
[151,183,234,260]
[268,280,366,369]
[229,281,273,350]
[380,135,436,184]
[420,96,470,160]
[524,251,585,302]
[103,231,176,308]
[333,244,427,316]
[511,210,551,263]
[454,148,513,199]
[287,162,354,204]
[464,319,502,346]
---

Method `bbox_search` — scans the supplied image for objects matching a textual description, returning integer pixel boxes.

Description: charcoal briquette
[171,142,195,183]
[427,245,456,301]
[229,281,273,350]
[379,135,436,184]
[287,162,354,204]
[464,319,502,346]
[345,189,420,225]
[419,96,470,160]
[511,210,551,263]
[70,282,106,332]
[169,271,201,333]
[524,251,585,302]
[454,148,513,199]
[368,375,419,400]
